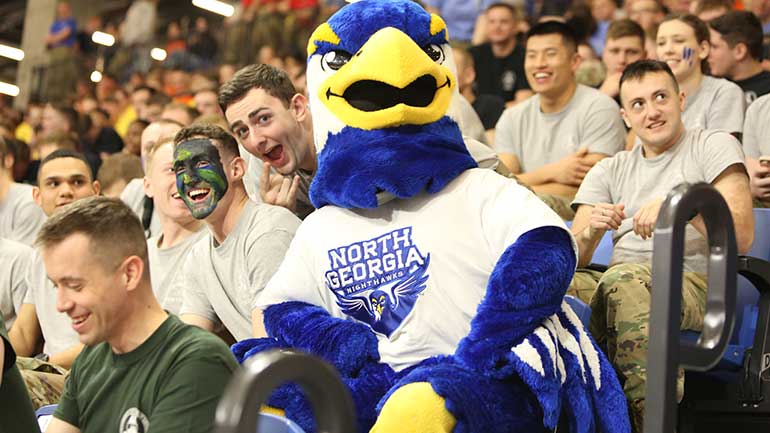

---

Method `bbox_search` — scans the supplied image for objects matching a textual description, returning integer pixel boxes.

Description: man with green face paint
[171,124,301,341]
[174,138,230,219]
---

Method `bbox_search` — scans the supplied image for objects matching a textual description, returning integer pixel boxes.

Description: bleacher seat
[258,412,306,433]
[35,404,57,432]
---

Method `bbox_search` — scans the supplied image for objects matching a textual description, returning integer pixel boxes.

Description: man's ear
[230,156,246,181]
[698,40,710,59]
[734,42,748,62]
[679,90,686,112]
[3,153,14,170]
[32,185,42,206]
[92,180,101,196]
[143,175,154,198]
[122,255,145,292]
[290,93,309,122]
[620,108,631,129]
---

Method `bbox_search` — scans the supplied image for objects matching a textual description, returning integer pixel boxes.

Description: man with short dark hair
[0,137,46,246]
[469,2,532,105]
[221,64,317,219]
[38,196,237,433]
[171,123,300,339]
[10,150,100,368]
[568,59,753,432]
[495,21,626,218]
[708,11,770,105]
[600,19,647,99]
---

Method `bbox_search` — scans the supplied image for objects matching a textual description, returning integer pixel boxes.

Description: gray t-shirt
[147,228,207,314]
[572,128,745,274]
[0,238,34,330]
[682,76,745,134]
[120,178,161,238]
[494,84,626,172]
[0,183,46,246]
[178,200,301,340]
[22,251,80,355]
[742,92,770,158]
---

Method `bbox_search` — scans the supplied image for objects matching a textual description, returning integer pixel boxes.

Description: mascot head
[306,0,477,209]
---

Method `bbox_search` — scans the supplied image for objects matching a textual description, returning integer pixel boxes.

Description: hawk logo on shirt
[325,227,430,337]
[119,407,149,433]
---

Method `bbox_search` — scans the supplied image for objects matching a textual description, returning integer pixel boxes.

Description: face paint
[173,138,229,219]
[683,47,693,67]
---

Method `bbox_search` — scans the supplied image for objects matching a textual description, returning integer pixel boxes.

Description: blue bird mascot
[233,1,631,432]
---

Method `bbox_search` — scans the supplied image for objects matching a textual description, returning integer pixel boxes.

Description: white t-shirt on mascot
[257,168,572,372]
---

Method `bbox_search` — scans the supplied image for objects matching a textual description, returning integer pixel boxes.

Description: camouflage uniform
[537,193,576,221]
[16,357,68,410]
[568,263,707,433]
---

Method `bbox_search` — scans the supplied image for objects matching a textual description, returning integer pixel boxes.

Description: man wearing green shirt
[1,319,38,433]
[38,196,238,433]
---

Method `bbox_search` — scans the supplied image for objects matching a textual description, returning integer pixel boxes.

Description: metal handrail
[214,349,357,433]
[644,182,738,433]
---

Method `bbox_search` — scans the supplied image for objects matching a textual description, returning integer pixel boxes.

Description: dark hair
[147,92,172,108]
[660,14,711,74]
[174,123,239,157]
[218,64,297,112]
[37,149,93,184]
[606,19,645,44]
[526,20,578,52]
[709,11,764,61]
[36,196,148,271]
[132,85,157,96]
[619,60,680,104]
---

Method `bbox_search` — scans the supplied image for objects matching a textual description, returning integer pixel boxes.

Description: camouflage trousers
[537,193,575,221]
[16,357,69,410]
[567,263,707,433]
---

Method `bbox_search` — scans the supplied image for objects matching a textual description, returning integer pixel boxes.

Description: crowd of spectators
[2,0,770,432]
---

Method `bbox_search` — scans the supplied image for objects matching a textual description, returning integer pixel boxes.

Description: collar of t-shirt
[110,314,175,367]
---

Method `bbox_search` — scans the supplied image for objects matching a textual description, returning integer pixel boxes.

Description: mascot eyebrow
[307,13,449,58]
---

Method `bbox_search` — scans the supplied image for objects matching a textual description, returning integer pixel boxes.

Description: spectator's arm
[516,150,606,187]
[49,343,83,369]
[45,418,80,433]
[571,203,625,267]
[8,303,42,357]
[251,308,267,338]
[691,163,754,254]
[745,157,770,200]
[498,153,521,174]
[181,314,216,332]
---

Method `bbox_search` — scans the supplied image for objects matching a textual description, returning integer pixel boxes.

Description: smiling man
[221,64,317,219]
[38,196,237,433]
[10,150,100,370]
[599,19,647,99]
[171,124,301,340]
[143,137,205,314]
[567,59,753,432]
[494,20,626,219]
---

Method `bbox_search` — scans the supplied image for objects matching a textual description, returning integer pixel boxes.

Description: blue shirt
[49,17,77,48]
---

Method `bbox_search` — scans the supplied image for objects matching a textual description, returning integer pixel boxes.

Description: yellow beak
[318,27,455,130]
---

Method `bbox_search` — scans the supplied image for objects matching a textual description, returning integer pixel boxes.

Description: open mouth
[326,74,451,112]
[187,187,211,203]
[71,313,90,331]
[647,120,666,130]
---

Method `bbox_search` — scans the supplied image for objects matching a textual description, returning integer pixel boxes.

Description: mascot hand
[264,301,381,376]
[231,337,287,364]
[455,226,576,378]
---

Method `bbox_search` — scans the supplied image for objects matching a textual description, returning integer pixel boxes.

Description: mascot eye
[423,44,445,64]
[321,50,352,71]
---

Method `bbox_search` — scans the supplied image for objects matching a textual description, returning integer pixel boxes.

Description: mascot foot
[371,382,456,433]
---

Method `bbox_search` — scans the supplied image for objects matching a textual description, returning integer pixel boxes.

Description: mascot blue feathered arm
[234,1,630,433]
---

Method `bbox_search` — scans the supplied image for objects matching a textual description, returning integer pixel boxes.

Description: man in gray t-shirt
[10,150,100,369]
[171,124,301,341]
[0,238,34,330]
[741,93,770,206]
[0,140,46,246]
[494,21,626,218]
[567,60,753,432]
